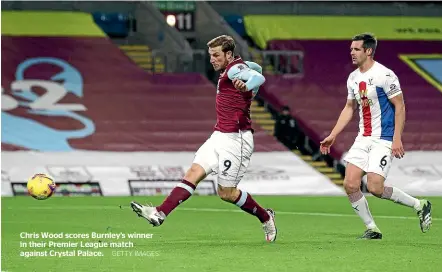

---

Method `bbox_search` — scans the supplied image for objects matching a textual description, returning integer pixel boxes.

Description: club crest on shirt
[357,81,373,107]
[359,88,368,99]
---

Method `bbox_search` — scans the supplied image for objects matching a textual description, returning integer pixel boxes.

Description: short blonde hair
[207,35,236,54]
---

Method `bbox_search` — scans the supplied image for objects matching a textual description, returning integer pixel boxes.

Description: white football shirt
[347,62,402,141]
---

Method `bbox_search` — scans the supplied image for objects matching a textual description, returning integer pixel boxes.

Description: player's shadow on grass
[320,232,365,239]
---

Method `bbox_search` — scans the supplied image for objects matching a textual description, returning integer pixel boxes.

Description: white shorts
[343,136,393,178]
[193,130,254,187]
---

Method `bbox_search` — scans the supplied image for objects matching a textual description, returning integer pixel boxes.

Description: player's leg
[367,140,432,233]
[131,134,217,226]
[216,131,277,242]
[217,185,273,225]
[343,137,381,239]
[344,163,382,239]
[155,163,207,216]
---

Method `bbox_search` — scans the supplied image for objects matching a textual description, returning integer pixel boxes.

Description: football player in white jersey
[320,33,432,239]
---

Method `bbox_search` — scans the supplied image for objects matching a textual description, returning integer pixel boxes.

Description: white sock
[348,191,377,229]
[381,186,421,210]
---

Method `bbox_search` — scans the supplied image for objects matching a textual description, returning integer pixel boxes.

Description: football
[27,173,56,200]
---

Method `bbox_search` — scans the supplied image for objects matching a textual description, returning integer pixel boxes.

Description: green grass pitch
[2,196,441,272]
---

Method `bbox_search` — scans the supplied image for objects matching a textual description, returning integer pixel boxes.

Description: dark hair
[352,33,377,57]
[207,35,236,55]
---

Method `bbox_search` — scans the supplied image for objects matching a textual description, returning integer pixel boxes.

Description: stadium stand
[1,11,285,153]
[92,12,134,38]
[2,9,342,200]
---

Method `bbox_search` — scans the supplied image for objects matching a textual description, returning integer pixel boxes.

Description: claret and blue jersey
[214,56,265,133]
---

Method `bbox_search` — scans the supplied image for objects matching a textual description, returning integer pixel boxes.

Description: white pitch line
[179,207,440,221]
[4,205,440,221]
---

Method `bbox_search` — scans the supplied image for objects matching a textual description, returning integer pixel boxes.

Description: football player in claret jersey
[131,35,277,242]
[320,33,432,239]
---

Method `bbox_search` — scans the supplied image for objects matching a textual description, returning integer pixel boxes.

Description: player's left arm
[390,93,405,138]
[384,71,405,158]
[228,63,265,94]
[244,61,263,75]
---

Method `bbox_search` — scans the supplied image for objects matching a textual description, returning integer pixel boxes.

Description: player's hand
[392,137,405,159]
[320,135,336,155]
[232,78,248,92]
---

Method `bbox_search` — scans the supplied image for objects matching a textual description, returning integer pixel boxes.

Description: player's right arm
[320,78,356,155]
[329,99,356,137]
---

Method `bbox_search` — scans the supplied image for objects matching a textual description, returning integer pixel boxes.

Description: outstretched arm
[320,99,356,155]
[320,80,356,155]
[329,99,356,138]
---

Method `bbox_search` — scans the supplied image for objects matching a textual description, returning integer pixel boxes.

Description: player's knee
[366,182,383,197]
[344,163,363,194]
[367,173,384,197]
[367,183,383,197]
[217,187,237,203]
[183,164,206,184]
[343,179,360,194]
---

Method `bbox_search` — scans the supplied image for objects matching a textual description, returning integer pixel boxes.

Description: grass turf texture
[2,196,441,272]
